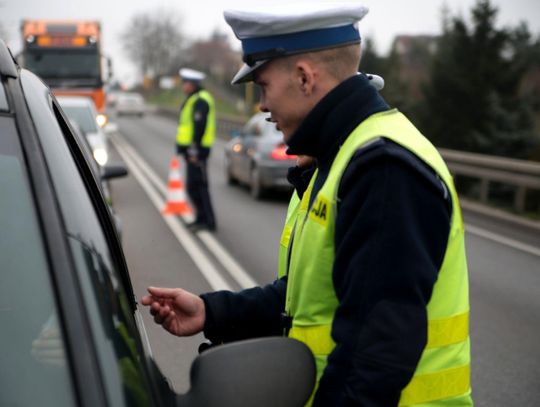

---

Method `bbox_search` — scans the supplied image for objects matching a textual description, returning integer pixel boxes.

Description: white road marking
[198,231,258,288]
[111,130,257,289]
[111,132,232,291]
[465,223,540,258]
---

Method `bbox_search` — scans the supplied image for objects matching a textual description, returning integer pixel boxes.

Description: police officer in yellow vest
[142,3,473,406]
[279,69,385,281]
[176,68,217,231]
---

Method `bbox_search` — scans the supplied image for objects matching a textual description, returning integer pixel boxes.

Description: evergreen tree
[360,37,387,77]
[360,37,412,117]
[421,0,539,158]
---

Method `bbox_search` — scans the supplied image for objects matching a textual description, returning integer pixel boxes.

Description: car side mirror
[176,337,315,407]
[102,163,128,180]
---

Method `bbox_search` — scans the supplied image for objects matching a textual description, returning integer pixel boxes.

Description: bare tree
[187,30,242,85]
[121,8,186,79]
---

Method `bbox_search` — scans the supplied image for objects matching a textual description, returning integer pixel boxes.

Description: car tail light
[271,144,296,161]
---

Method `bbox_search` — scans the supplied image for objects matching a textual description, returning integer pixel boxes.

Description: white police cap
[179,68,206,82]
[224,2,369,84]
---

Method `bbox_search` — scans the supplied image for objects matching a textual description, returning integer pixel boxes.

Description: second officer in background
[176,68,217,231]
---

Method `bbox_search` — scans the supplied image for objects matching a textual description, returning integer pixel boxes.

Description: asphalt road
[109,111,540,405]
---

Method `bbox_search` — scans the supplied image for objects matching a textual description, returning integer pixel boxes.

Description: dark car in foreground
[0,40,314,406]
[225,112,297,199]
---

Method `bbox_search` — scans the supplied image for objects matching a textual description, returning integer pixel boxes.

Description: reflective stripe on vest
[285,109,472,406]
[399,364,470,406]
[176,90,216,148]
[288,311,468,356]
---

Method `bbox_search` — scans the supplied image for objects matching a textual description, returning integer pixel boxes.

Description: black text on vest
[311,200,327,221]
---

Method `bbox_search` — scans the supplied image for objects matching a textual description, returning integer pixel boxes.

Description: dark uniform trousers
[186,158,216,228]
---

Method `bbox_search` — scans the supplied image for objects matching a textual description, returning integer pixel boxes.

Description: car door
[16,69,171,406]
[0,77,80,407]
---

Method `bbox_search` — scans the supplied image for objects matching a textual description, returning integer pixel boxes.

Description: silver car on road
[225,112,297,199]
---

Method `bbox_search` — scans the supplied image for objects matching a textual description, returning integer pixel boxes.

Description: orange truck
[19,20,110,115]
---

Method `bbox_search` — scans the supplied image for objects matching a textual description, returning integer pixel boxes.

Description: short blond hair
[282,43,362,81]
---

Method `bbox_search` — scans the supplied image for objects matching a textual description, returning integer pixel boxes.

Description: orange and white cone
[162,157,192,215]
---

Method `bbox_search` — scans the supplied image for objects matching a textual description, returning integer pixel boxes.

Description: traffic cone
[162,157,192,215]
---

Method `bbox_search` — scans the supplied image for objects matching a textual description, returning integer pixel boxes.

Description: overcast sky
[2,0,539,86]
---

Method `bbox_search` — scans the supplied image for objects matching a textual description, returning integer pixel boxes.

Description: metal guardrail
[154,105,539,214]
[440,148,540,213]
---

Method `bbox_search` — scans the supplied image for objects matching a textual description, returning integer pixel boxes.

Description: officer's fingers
[141,295,154,306]
[153,312,165,325]
[154,306,174,324]
[163,312,180,335]
[153,306,170,325]
[147,286,182,299]
[158,305,171,319]
[149,301,162,316]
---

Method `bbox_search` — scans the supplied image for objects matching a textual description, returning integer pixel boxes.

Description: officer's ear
[294,60,316,97]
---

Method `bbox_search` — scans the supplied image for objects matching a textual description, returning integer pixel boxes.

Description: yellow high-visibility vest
[286,109,473,406]
[176,90,216,148]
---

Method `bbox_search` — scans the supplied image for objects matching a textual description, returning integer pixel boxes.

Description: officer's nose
[259,98,269,113]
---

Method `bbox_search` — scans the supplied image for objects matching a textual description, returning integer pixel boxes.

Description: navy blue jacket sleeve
[201,277,287,343]
[313,142,452,406]
[192,98,209,146]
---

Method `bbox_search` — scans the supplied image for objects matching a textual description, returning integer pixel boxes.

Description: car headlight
[93,148,109,166]
[96,114,108,128]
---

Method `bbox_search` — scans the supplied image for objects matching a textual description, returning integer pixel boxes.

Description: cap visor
[231,60,268,85]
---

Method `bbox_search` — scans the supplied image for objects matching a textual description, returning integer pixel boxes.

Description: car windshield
[0,116,75,406]
[24,49,100,81]
[60,104,99,133]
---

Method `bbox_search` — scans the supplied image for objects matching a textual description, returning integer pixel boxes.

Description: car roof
[56,96,96,107]
[0,39,17,79]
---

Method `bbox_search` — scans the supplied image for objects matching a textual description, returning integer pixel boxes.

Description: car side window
[0,115,76,407]
[20,71,154,406]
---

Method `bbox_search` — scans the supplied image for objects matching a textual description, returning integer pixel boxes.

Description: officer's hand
[141,287,205,337]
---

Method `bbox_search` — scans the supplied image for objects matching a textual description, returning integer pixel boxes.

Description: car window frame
[7,70,107,407]
[51,96,171,406]
[0,111,79,407]
[52,96,170,402]
[52,98,135,303]
[12,69,172,406]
